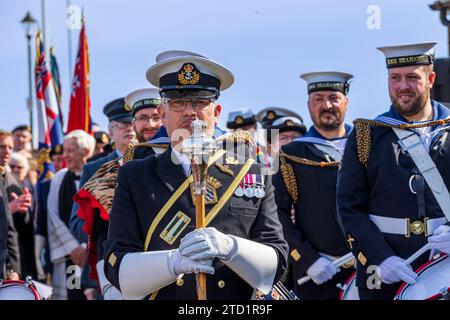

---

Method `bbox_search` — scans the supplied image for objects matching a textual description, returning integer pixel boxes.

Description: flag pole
[66,0,73,84]
[41,0,49,57]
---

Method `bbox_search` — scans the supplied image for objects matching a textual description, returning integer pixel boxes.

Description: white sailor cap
[226,108,256,129]
[155,50,206,63]
[300,71,353,95]
[271,116,303,127]
[256,107,303,128]
[377,42,437,69]
[267,116,307,138]
[125,88,161,117]
[146,50,234,96]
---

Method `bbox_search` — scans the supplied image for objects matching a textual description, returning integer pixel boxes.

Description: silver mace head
[181,120,217,194]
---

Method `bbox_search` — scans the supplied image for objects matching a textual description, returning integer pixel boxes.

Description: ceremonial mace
[182,119,217,300]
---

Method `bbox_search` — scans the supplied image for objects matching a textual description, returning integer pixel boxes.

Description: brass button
[406,218,429,237]
[290,249,301,262]
[218,280,225,288]
[176,278,184,286]
[410,221,425,235]
[357,252,367,266]
[342,258,355,269]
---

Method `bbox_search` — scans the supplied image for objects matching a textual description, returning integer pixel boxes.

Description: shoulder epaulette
[354,117,450,166]
[279,153,298,205]
[278,149,340,205]
[123,142,169,163]
[36,147,54,180]
[215,131,255,146]
[353,119,373,167]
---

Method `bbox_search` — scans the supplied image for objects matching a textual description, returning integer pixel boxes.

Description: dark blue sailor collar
[293,123,352,146]
[377,100,450,130]
[305,124,353,140]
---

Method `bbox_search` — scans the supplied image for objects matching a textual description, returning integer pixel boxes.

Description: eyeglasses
[278,134,301,144]
[9,165,24,170]
[111,121,133,130]
[134,115,161,123]
[162,98,215,112]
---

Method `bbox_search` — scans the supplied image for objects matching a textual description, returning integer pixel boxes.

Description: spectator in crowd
[11,125,32,159]
[47,130,95,300]
[8,152,37,280]
[0,130,32,280]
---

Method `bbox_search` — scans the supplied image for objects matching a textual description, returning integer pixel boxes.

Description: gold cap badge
[101,133,109,144]
[286,120,294,126]
[267,111,276,120]
[177,63,200,85]
[235,116,244,125]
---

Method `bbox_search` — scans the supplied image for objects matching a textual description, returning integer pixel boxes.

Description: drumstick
[297,252,354,286]
[404,243,432,265]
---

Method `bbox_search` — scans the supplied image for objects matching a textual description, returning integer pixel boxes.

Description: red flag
[67,17,92,134]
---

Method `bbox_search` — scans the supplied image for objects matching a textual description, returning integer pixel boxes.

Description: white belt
[369,214,447,237]
[393,128,450,222]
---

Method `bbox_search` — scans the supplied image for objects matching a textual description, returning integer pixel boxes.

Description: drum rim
[0,279,41,300]
[395,253,449,300]
[339,271,356,300]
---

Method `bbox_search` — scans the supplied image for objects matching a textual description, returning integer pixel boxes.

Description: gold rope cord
[279,150,340,167]
[279,155,298,205]
[123,143,169,163]
[353,117,450,166]
[278,150,340,205]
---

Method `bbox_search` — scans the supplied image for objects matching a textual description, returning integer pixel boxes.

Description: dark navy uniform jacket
[273,125,353,299]
[0,177,8,279]
[35,179,53,275]
[337,101,450,291]
[104,144,288,300]
[1,172,22,277]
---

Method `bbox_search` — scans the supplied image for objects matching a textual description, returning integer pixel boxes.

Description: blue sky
[1,0,448,143]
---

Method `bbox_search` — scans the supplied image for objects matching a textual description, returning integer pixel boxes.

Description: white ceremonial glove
[34,235,47,281]
[96,260,124,300]
[306,257,339,285]
[102,284,125,300]
[428,225,450,254]
[168,249,215,276]
[376,256,417,285]
[179,227,236,261]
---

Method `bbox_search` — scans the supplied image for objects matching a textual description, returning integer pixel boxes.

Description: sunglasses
[9,165,24,170]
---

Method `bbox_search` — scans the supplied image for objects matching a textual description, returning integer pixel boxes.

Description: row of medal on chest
[234,174,265,199]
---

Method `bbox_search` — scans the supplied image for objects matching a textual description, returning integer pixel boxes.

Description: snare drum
[395,253,450,300]
[254,281,299,300]
[0,278,41,300]
[339,272,360,300]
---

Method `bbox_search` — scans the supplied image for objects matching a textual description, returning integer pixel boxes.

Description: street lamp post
[430,0,450,56]
[20,12,37,147]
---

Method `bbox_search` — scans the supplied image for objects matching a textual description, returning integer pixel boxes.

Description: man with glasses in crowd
[0,130,22,281]
[120,87,170,160]
[265,115,307,158]
[103,50,287,300]
[127,88,163,143]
